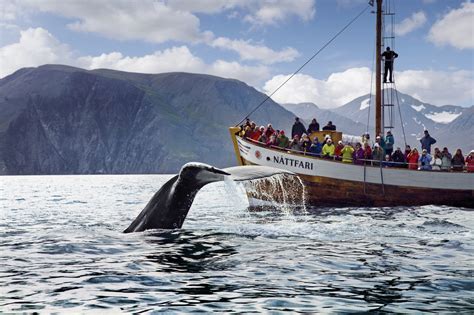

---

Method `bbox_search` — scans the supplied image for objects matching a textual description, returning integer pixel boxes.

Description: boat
[228,0,474,209]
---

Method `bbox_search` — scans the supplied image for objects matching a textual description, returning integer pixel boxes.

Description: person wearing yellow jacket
[322,139,335,158]
[341,143,354,163]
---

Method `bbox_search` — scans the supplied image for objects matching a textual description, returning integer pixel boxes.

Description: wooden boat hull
[230,129,474,209]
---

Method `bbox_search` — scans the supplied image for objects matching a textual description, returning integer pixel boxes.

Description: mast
[375,0,383,137]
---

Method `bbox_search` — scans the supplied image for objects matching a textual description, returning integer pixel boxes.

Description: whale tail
[124,163,296,232]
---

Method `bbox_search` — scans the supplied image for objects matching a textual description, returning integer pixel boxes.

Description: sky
[0,0,473,108]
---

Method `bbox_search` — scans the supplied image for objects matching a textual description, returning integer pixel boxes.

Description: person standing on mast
[382,46,398,83]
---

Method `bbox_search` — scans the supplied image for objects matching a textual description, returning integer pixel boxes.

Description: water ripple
[0,175,473,312]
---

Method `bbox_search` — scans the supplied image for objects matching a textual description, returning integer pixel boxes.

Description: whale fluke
[124,163,294,232]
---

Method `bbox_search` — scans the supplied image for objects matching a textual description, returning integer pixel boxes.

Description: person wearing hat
[385,130,394,156]
[334,140,344,161]
[466,150,474,172]
[291,117,307,139]
[264,124,275,139]
[322,138,335,158]
[277,130,289,148]
[418,149,432,171]
[420,130,436,154]
[341,142,355,163]
[251,125,264,141]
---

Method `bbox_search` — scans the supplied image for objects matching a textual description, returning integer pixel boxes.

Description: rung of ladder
[383,36,395,39]
[384,126,394,129]
[383,81,395,84]
[383,13,395,16]
[383,104,394,107]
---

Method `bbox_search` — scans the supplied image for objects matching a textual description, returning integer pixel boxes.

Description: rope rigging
[380,0,407,147]
[236,3,372,126]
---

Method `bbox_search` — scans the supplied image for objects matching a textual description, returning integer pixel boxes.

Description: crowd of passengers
[240,117,474,172]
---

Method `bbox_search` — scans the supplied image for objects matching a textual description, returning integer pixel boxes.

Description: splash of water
[238,173,307,216]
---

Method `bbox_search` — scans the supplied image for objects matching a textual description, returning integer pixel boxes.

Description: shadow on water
[142,230,238,274]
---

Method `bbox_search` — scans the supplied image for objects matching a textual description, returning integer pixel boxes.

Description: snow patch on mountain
[411,104,425,112]
[360,98,370,110]
[424,111,462,124]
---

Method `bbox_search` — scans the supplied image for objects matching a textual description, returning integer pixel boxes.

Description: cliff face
[0,65,295,174]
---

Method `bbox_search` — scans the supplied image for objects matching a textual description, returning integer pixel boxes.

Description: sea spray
[239,173,307,216]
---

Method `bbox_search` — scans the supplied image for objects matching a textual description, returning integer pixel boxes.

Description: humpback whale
[124,163,295,233]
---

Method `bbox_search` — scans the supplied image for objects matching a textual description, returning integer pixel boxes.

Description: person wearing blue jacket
[385,130,394,155]
[418,149,432,170]
[420,130,436,154]
[309,137,323,156]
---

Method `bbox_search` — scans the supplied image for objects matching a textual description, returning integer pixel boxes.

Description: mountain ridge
[0,65,471,174]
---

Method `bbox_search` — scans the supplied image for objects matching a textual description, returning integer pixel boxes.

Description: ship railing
[243,137,470,172]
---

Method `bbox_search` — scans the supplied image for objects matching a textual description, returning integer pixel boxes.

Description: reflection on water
[0,175,473,312]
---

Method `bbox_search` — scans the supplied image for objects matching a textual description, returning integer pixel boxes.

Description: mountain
[0,65,295,174]
[281,102,368,136]
[332,91,473,152]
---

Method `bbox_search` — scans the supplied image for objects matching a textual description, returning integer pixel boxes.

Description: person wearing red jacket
[406,148,420,170]
[466,150,474,172]
[334,141,344,161]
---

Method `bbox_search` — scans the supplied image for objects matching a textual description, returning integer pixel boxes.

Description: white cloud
[264,67,473,108]
[0,27,270,87]
[164,0,242,14]
[0,27,73,77]
[77,47,204,74]
[263,68,372,108]
[22,0,207,44]
[78,49,269,87]
[211,37,299,64]
[394,11,427,36]
[243,0,315,26]
[428,1,474,49]
[396,69,473,105]
[0,0,22,21]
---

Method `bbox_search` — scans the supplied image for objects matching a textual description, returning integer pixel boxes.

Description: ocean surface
[1,175,473,313]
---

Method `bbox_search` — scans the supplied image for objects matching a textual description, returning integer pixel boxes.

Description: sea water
[0,175,473,312]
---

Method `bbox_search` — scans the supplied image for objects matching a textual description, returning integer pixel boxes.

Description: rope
[393,79,407,147]
[236,4,371,126]
[366,34,376,135]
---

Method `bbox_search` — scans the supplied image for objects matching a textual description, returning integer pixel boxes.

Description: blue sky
[0,0,472,108]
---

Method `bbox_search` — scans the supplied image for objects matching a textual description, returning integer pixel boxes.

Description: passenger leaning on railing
[372,143,384,166]
[363,142,373,165]
[391,147,406,168]
[309,137,322,156]
[419,149,432,171]
[341,143,354,163]
[301,133,312,152]
[334,141,344,161]
[440,147,452,171]
[466,150,474,172]
[430,148,442,171]
[452,149,465,172]
[322,139,335,158]
[277,130,289,149]
[289,135,302,151]
[353,143,365,165]
[266,134,278,147]
[406,148,420,170]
